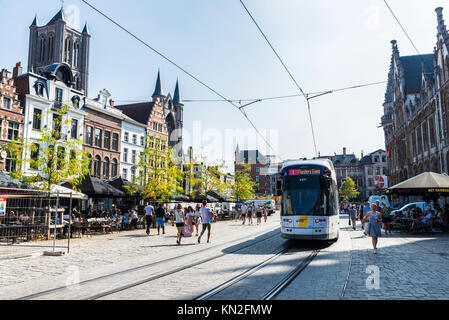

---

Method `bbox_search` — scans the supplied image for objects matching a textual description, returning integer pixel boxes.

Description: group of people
[144,200,214,245]
[240,203,269,225]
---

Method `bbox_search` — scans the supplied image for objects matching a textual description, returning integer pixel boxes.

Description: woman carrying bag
[174,204,185,245]
[362,204,382,254]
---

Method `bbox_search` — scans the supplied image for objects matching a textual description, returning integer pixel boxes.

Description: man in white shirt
[198,200,213,244]
[144,203,154,235]
[241,203,248,225]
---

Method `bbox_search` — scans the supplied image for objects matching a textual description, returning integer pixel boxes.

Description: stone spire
[47,7,66,25]
[30,15,39,27]
[82,22,91,35]
[152,70,164,97]
[173,79,182,105]
[384,40,397,104]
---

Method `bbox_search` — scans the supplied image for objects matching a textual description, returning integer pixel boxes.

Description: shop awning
[387,172,449,196]
[63,175,125,197]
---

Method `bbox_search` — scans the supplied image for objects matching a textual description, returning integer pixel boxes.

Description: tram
[279,159,340,240]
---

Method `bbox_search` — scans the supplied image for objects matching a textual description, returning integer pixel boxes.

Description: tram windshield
[282,166,337,217]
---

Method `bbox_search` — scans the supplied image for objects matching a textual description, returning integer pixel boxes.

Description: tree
[5,103,91,194]
[232,164,257,202]
[134,136,183,203]
[339,177,360,201]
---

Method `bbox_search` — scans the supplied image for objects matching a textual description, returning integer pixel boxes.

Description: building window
[7,122,20,140]
[376,167,381,175]
[132,150,137,164]
[5,150,16,173]
[111,159,118,178]
[382,156,386,163]
[95,129,102,148]
[131,168,136,182]
[256,167,260,173]
[369,178,374,187]
[256,176,260,183]
[153,122,158,131]
[158,123,163,132]
[124,132,129,143]
[104,131,111,150]
[30,143,40,170]
[85,126,93,145]
[374,156,379,163]
[140,136,145,146]
[33,109,42,131]
[71,119,78,139]
[112,133,119,151]
[133,135,137,145]
[122,168,128,180]
[123,148,128,163]
[422,121,429,152]
[55,88,63,107]
[52,113,62,139]
[3,97,11,109]
[429,116,436,148]
[103,157,110,179]
[368,168,373,176]
[94,156,101,178]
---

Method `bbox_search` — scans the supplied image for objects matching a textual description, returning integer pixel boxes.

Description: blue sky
[0,0,447,170]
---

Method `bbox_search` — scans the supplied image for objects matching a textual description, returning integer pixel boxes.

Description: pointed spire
[82,22,91,35]
[30,15,39,27]
[152,70,164,97]
[173,79,182,105]
[47,7,66,26]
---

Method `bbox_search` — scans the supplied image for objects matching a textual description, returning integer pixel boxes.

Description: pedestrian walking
[263,206,268,223]
[381,202,392,235]
[186,206,195,233]
[198,200,213,244]
[155,204,166,235]
[241,203,248,225]
[247,204,253,225]
[362,201,370,234]
[256,206,262,225]
[362,204,382,254]
[175,204,185,245]
[144,203,154,235]
[194,204,201,236]
[349,204,357,230]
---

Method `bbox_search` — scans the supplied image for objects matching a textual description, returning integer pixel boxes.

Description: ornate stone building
[382,7,449,186]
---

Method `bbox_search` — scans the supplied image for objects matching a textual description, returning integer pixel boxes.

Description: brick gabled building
[0,63,24,172]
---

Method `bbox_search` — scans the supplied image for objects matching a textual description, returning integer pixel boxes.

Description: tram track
[194,247,321,301]
[17,225,281,300]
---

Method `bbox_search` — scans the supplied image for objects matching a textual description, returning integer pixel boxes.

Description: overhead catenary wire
[239,0,318,157]
[383,0,432,70]
[80,0,284,161]
[114,80,386,103]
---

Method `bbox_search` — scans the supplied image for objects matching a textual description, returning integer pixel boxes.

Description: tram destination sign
[286,169,321,176]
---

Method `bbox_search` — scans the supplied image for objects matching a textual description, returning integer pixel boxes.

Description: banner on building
[0,197,6,216]
[374,175,388,189]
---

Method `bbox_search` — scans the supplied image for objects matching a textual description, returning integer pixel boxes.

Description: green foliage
[339,176,360,200]
[134,136,183,202]
[5,103,91,193]
[232,164,257,202]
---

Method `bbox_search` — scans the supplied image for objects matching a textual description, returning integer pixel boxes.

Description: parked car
[390,202,434,216]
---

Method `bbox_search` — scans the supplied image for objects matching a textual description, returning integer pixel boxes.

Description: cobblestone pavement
[0,214,282,300]
[3,213,449,300]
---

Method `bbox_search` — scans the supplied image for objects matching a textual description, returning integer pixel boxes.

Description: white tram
[280,159,340,240]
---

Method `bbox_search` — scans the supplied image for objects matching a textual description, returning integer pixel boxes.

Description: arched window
[39,37,46,63]
[74,43,80,68]
[87,154,93,174]
[111,159,118,178]
[103,157,110,179]
[94,156,101,178]
[48,34,54,62]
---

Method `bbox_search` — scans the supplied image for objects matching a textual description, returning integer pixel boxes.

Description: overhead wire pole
[80,0,284,161]
[239,0,318,157]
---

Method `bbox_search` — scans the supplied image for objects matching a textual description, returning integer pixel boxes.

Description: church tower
[28,8,91,95]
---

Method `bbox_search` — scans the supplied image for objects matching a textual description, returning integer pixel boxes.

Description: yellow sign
[299,216,308,228]
[428,189,449,193]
